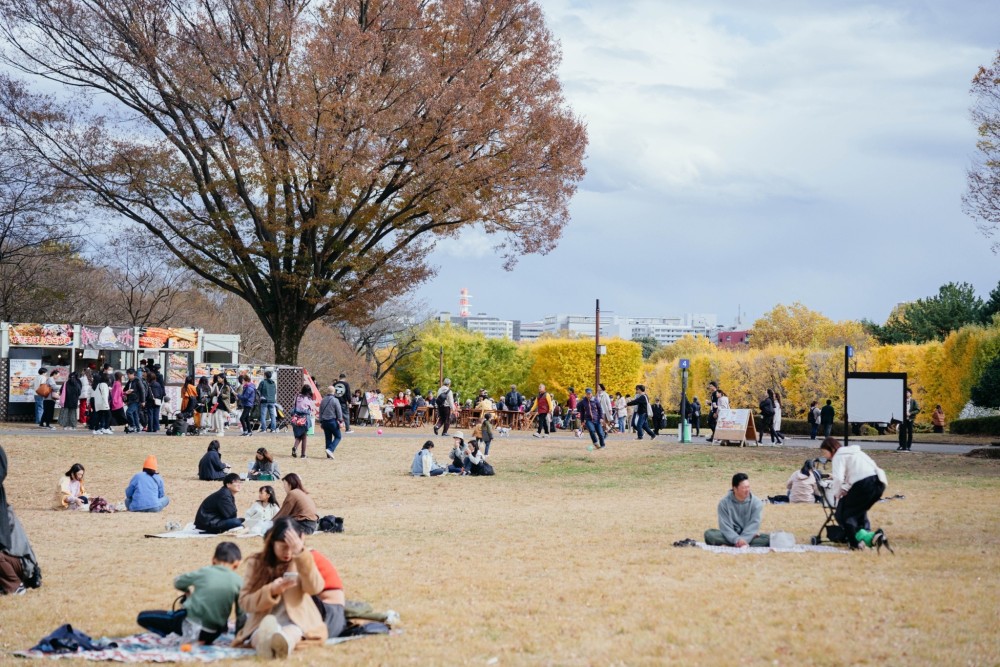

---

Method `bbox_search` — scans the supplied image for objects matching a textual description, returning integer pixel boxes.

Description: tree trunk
[272,317,308,366]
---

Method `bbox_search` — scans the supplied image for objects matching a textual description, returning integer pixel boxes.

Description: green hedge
[949,416,1000,436]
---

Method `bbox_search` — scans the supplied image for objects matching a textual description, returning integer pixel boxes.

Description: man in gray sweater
[704,473,770,547]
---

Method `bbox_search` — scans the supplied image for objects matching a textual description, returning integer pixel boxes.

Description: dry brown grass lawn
[1,429,998,666]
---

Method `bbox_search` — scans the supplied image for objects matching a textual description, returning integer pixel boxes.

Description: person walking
[145,370,165,434]
[707,382,721,442]
[808,401,821,440]
[238,375,257,437]
[332,373,352,433]
[532,384,553,438]
[757,389,776,445]
[257,370,278,433]
[433,379,455,436]
[820,399,835,438]
[690,396,702,437]
[627,385,657,440]
[772,394,786,445]
[614,392,627,434]
[318,387,345,458]
[58,372,82,429]
[597,384,613,433]
[578,388,606,449]
[897,389,919,452]
[123,369,146,434]
[210,374,235,436]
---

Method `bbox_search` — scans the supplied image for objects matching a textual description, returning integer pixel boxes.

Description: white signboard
[847,376,905,423]
[714,408,757,445]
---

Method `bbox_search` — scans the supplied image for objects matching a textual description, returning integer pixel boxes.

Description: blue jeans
[126,496,170,512]
[584,420,606,447]
[147,406,161,432]
[810,423,818,439]
[261,402,278,431]
[617,416,626,433]
[35,395,44,425]
[635,413,656,439]
[126,402,142,431]
[321,419,342,453]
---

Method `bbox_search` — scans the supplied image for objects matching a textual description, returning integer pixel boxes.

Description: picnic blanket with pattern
[695,541,845,554]
[144,523,264,539]
[14,633,372,662]
[14,633,254,662]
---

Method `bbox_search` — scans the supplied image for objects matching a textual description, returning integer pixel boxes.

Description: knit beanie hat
[143,455,158,472]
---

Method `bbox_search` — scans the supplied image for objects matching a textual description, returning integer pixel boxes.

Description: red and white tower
[458,288,472,317]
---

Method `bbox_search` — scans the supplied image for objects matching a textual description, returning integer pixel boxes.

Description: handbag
[290,412,307,427]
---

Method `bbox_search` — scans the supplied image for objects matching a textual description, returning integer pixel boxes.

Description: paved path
[0,425,987,455]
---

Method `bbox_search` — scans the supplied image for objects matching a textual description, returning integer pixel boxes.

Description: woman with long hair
[195,376,212,431]
[110,371,127,430]
[245,485,280,528]
[291,385,316,459]
[772,393,786,445]
[55,463,87,509]
[273,474,319,534]
[248,447,281,481]
[232,517,328,657]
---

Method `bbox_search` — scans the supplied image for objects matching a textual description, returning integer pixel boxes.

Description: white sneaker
[532,433,541,438]
[103,429,114,435]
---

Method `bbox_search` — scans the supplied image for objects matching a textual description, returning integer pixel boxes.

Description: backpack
[808,408,817,424]
[436,391,448,409]
[318,515,344,533]
[479,461,495,476]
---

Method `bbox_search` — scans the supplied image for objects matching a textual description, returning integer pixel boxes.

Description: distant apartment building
[436,312,515,340]
[540,313,719,345]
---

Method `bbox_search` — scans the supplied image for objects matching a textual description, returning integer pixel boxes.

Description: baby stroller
[809,458,843,545]
[272,404,290,432]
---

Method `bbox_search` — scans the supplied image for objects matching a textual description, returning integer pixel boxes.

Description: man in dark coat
[194,474,244,534]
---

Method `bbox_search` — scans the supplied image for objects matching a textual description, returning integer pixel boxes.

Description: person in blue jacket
[125,455,170,512]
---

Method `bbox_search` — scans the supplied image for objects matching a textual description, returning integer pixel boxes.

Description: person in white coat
[245,485,280,530]
[92,373,112,435]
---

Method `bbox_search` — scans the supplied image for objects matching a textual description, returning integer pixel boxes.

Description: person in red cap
[125,455,170,512]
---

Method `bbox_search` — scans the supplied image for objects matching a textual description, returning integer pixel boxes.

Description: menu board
[167,353,190,385]
[8,323,74,347]
[8,359,42,402]
[138,327,200,350]
[80,325,134,350]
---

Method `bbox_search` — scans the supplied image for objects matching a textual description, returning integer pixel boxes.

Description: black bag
[343,621,390,636]
[479,461,495,476]
[436,392,448,409]
[318,515,344,533]
[826,525,847,543]
[808,409,816,424]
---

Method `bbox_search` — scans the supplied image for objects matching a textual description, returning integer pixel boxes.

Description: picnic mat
[144,524,264,539]
[694,541,845,554]
[15,632,379,662]
[14,633,254,663]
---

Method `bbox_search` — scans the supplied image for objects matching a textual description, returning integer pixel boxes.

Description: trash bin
[679,421,691,443]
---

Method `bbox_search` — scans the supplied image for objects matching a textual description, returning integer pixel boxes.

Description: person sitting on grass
[247,448,281,481]
[273,474,319,535]
[198,440,230,481]
[137,541,245,645]
[311,549,347,639]
[125,456,170,513]
[233,517,328,658]
[704,472,770,547]
[54,463,89,510]
[820,437,892,552]
[448,433,469,475]
[194,473,245,534]
[769,460,822,504]
[411,441,446,477]
[245,485,280,531]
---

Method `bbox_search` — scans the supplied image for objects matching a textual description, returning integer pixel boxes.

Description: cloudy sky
[413,0,1000,327]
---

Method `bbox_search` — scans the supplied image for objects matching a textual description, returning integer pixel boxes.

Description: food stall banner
[138,327,200,350]
[8,323,74,347]
[8,359,42,402]
[80,325,134,350]
[167,353,191,384]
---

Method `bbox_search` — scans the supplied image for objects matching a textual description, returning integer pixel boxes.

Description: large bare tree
[965,50,1000,252]
[0,0,587,363]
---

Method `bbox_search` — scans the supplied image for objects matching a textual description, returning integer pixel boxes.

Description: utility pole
[595,299,601,391]
[438,345,444,387]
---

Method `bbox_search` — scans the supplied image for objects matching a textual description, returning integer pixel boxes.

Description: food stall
[0,322,240,422]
